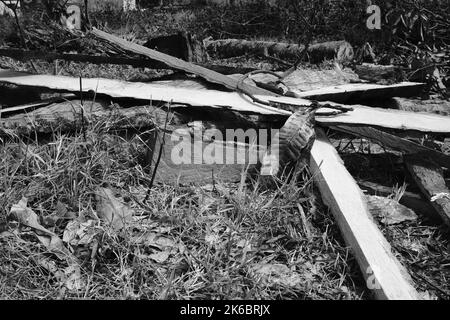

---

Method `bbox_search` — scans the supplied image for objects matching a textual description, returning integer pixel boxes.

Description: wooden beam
[405,156,450,227]
[315,103,450,136]
[331,125,450,169]
[91,28,273,96]
[2,70,448,136]
[310,128,418,300]
[145,129,262,185]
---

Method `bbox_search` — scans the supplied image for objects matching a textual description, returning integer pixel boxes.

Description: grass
[0,104,365,300]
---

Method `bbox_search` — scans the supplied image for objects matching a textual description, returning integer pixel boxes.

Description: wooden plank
[310,128,418,300]
[315,103,450,136]
[0,69,290,116]
[2,70,449,136]
[405,156,450,227]
[146,129,262,185]
[91,28,272,96]
[295,82,425,103]
[331,125,450,169]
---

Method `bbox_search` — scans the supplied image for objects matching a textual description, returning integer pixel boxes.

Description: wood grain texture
[405,156,450,227]
[310,128,418,300]
[146,129,263,185]
[0,69,290,116]
[315,103,450,136]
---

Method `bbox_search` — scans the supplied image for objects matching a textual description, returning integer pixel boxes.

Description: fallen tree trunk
[0,69,289,116]
[391,97,450,116]
[310,128,418,300]
[204,39,354,63]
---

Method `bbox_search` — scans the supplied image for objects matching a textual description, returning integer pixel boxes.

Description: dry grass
[0,105,364,300]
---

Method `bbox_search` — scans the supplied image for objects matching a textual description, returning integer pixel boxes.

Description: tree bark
[204,39,354,63]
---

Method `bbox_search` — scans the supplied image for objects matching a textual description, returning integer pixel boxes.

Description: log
[91,28,272,96]
[391,97,450,116]
[331,125,450,169]
[204,39,354,63]
[405,156,450,227]
[145,128,263,185]
[310,128,418,300]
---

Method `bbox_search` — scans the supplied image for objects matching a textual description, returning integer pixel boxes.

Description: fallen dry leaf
[64,264,84,291]
[10,197,54,235]
[95,187,134,231]
[366,195,418,225]
[10,197,72,260]
[149,251,170,263]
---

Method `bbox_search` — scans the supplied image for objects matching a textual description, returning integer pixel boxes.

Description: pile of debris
[1,27,449,300]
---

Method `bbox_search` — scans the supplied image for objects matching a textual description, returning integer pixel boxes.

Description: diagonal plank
[91,28,272,96]
[310,128,419,300]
